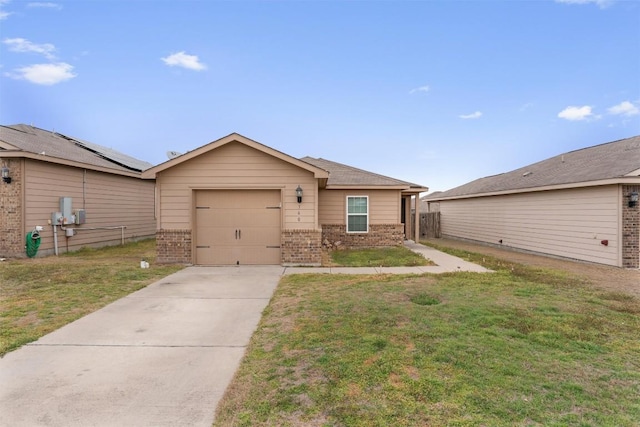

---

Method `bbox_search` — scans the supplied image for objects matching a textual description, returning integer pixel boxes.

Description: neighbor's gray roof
[0,124,152,173]
[301,156,427,190]
[428,135,640,199]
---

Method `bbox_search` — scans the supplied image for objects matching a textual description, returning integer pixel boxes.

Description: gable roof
[0,124,151,175]
[301,156,428,192]
[142,133,330,181]
[428,135,640,200]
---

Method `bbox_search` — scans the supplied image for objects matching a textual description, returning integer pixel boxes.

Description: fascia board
[0,151,142,178]
[428,177,640,201]
[142,133,329,179]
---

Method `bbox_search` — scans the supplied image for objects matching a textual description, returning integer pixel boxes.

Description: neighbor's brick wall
[156,229,192,264]
[322,224,404,249]
[282,229,322,265]
[622,184,639,269]
[0,158,23,258]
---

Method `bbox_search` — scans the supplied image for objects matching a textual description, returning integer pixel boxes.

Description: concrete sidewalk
[284,241,492,275]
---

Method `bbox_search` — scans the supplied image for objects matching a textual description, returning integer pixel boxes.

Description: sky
[0,0,639,194]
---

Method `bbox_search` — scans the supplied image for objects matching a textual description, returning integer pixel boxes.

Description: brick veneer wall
[622,184,639,269]
[156,229,192,264]
[282,229,322,265]
[322,224,404,249]
[0,158,23,258]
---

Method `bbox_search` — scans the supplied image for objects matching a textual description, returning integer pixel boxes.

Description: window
[347,196,368,233]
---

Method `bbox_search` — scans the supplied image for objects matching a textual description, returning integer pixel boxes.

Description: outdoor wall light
[1,166,11,184]
[296,185,303,204]
[629,191,639,208]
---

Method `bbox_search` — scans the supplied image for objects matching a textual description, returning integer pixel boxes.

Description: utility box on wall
[75,209,86,225]
[51,211,63,225]
[60,197,72,220]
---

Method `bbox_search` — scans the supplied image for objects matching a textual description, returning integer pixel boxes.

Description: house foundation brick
[0,158,24,258]
[281,229,322,265]
[622,184,640,269]
[156,229,192,264]
[321,223,404,249]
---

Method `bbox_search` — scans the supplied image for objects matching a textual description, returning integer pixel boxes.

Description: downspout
[52,224,59,256]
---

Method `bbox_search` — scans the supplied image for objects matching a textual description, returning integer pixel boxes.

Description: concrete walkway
[0,243,488,427]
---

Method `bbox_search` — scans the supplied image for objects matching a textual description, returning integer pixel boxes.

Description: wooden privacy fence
[418,212,441,238]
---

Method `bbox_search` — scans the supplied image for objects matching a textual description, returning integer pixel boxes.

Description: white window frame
[346,195,369,233]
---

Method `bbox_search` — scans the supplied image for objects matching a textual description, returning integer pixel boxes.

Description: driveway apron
[0,265,283,427]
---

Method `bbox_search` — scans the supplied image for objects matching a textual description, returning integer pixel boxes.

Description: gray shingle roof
[301,156,426,189]
[430,135,640,199]
[0,124,152,173]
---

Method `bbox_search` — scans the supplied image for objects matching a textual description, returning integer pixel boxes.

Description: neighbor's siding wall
[438,185,621,267]
[23,160,156,256]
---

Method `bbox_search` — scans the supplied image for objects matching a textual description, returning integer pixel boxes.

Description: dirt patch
[424,238,640,299]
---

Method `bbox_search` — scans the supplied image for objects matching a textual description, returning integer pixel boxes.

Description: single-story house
[0,124,156,258]
[425,135,640,268]
[141,133,428,265]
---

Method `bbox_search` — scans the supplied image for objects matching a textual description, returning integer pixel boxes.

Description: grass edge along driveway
[215,251,640,427]
[0,239,184,357]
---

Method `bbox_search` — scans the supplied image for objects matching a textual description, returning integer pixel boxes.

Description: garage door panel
[195,190,282,265]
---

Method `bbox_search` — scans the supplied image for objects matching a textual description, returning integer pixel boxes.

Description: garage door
[195,190,282,265]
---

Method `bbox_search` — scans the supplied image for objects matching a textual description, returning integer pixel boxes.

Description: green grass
[0,239,183,356]
[215,257,640,426]
[329,246,433,267]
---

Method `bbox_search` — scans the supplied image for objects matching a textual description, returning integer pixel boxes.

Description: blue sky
[1,0,638,193]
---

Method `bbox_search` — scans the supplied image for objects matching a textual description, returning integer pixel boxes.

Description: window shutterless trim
[346,195,368,233]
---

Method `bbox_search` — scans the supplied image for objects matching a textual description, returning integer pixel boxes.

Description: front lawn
[0,239,183,356]
[328,245,433,267]
[215,255,640,426]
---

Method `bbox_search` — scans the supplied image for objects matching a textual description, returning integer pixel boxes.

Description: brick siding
[156,229,192,264]
[0,159,24,258]
[622,184,640,269]
[281,229,322,265]
[321,223,404,249]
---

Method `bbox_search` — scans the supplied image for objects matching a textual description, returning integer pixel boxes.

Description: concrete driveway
[0,266,283,427]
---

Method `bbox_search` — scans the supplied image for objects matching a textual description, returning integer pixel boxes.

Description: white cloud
[5,62,76,85]
[3,37,56,59]
[557,105,594,121]
[409,85,430,94]
[555,0,613,8]
[161,51,206,71]
[459,111,482,119]
[27,2,63,9]
[0,0,11,20]
[607,101,639,117]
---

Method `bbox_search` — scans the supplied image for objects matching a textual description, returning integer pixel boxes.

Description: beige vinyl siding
[24,160,155,255]
[318,189,400,225]
[438,185,621,266]
[156,141,318,230]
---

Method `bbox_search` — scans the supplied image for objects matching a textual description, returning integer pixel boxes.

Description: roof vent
[522,171,532,177]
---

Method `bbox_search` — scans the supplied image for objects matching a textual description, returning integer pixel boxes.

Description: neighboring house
[142,133,428,265]
[0,124,156,258]
[425,135,640,268]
